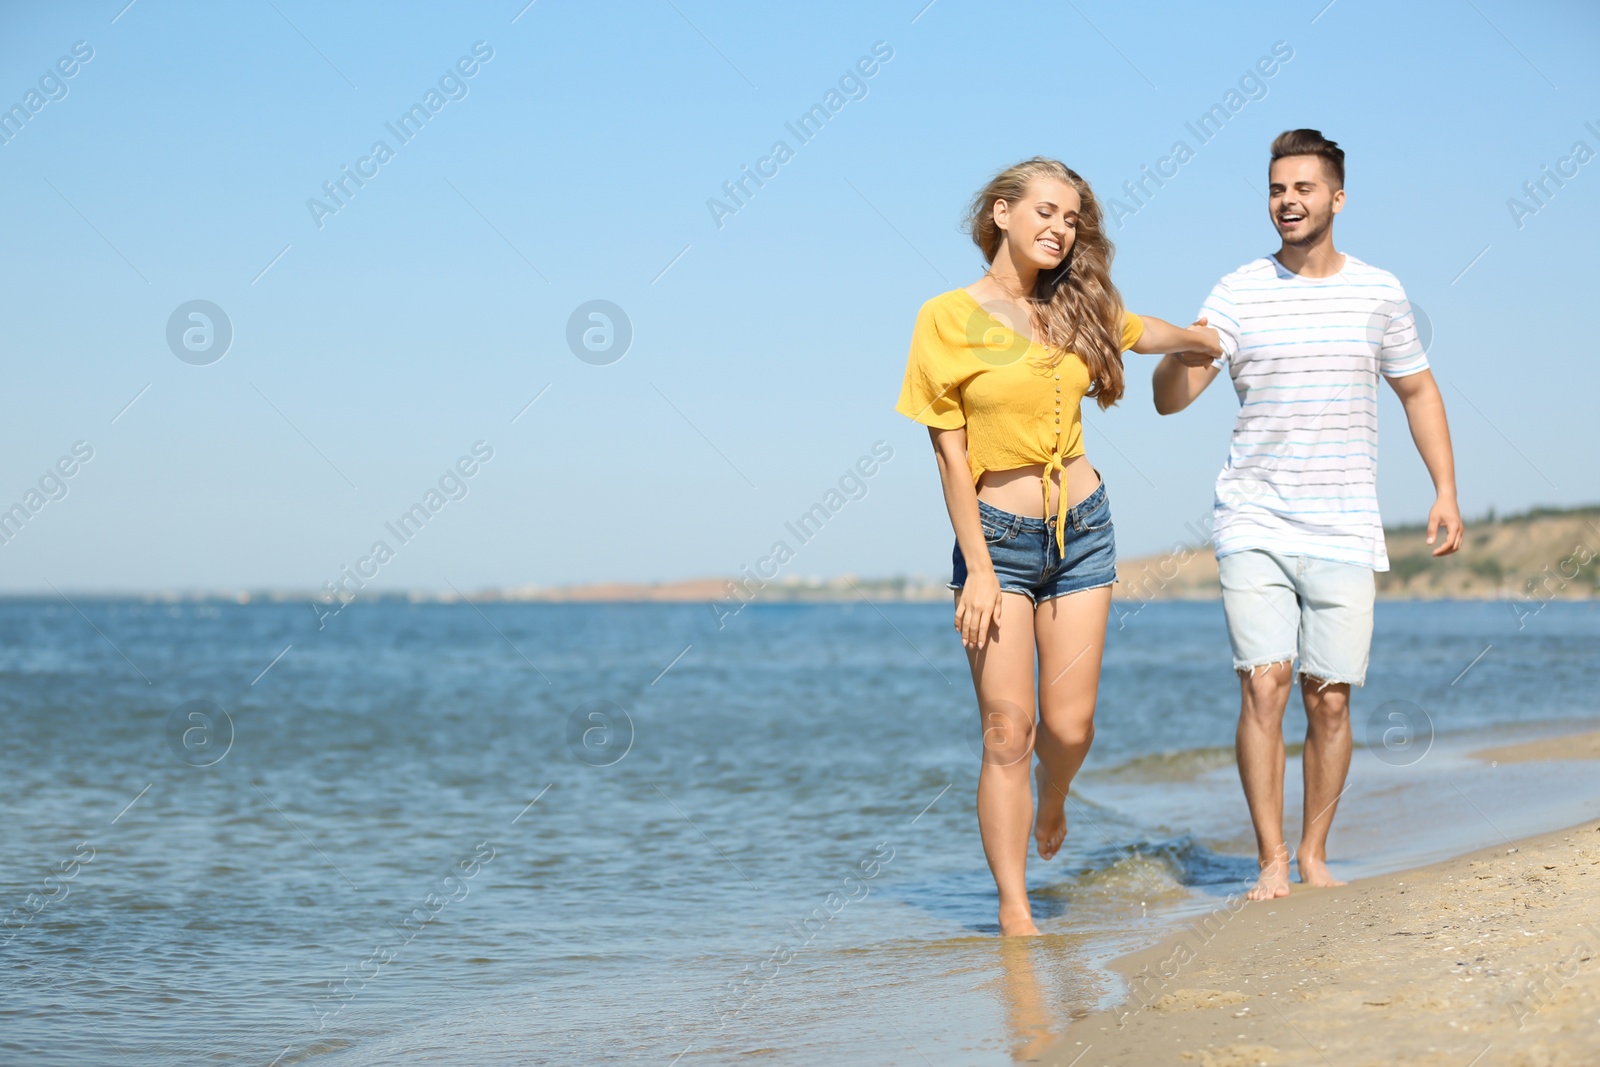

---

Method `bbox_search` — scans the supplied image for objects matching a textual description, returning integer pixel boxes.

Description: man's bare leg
[1298,676,1351,887]
[1237,662,1294,900]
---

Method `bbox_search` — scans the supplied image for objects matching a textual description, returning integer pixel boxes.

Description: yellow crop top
[894,287,1145,556]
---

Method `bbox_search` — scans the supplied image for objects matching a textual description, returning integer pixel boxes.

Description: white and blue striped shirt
[1200,253,1428,571]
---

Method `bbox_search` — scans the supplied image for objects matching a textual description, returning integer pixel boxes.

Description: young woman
[895,157,1221,936]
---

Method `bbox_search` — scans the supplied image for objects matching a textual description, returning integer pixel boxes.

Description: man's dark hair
[1269,129,1344,189]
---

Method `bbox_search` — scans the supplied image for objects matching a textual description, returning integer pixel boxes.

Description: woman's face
[995,176,1080,271]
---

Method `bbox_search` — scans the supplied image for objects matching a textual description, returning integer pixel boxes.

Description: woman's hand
[927,424,1004,650]
[955,567,1003,650]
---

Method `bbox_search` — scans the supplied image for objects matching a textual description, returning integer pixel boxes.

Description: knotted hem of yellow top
[1041,451,1074,558]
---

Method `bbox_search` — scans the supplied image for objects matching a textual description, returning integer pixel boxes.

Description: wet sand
[1041,817,1600,1066]
[1472,729,1600,765]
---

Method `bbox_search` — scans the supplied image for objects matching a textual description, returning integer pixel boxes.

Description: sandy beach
[1471,729,1600,765]
[1042,737,1600,1066]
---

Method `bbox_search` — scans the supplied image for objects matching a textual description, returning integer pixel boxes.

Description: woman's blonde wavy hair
[963,157,1127,408]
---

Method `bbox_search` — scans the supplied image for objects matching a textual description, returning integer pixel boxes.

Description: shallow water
[1,598,1595,1065]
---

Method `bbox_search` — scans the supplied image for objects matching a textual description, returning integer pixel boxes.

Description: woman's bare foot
[1296,853,1346,888]
[1247,846,1292,901]
[998,903,1041,937]
[1032,761,1068,860]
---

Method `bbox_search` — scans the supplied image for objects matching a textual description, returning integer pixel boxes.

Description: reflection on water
[995,938,1056,1062]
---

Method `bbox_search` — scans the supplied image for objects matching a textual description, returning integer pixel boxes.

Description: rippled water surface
[2,598,1596,1065]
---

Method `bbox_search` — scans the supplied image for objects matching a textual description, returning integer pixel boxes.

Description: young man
[1152,129,1463,900]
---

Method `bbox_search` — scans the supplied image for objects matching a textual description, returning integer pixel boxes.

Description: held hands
[1170,317,1223,368]
[1425,496,1465,556]
[954,568,1003,650]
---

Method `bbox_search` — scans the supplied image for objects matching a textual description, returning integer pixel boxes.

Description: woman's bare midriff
[976,455,1099,518]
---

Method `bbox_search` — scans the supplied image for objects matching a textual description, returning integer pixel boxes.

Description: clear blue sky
[2,0,1596,593]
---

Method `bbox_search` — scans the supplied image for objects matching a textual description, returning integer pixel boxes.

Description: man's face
[1267,155,1344,246]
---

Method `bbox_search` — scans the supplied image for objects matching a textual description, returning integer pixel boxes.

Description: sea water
[1,598,1595,1065]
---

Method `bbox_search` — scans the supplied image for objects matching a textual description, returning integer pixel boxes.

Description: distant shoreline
[2,586,1594,605]
[4,505,1594,604]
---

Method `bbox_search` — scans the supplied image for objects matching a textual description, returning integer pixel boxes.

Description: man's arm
[1152,350,1222,415]
[1384,368,1464,556]
[1135,315,1223,415]
[1154,277,1239,415]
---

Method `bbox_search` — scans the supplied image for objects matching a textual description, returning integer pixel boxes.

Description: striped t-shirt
[1199,253,1428,571]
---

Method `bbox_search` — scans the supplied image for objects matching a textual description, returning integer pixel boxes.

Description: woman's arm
[1129,315,1221,359]
[929,425,1003,650]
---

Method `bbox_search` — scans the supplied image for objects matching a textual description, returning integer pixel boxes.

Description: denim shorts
[949,480,1118,605]
[1217,548,1376,686]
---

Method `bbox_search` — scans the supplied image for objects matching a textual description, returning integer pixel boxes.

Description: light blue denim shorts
[1216,548,1376,686]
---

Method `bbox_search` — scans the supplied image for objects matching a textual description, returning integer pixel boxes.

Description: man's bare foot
[1033,761,1068,860]
[998,905,1041,937]
[1247,847,1292,901]
[1296,854,1346,887]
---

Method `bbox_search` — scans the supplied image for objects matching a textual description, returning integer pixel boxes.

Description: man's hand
[1425,497,1464,556]
[1169,317,1221,367]
[1152,316,1225,415]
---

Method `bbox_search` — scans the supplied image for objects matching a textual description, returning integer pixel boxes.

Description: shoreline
[1042,813,1600,1064]
[0,588,1595,605]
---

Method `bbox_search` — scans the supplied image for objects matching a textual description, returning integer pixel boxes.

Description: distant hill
[1113,505,1600,602]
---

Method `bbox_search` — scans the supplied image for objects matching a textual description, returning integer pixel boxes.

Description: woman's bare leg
[961,589,1041,936]
[1031,586,1112,861]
